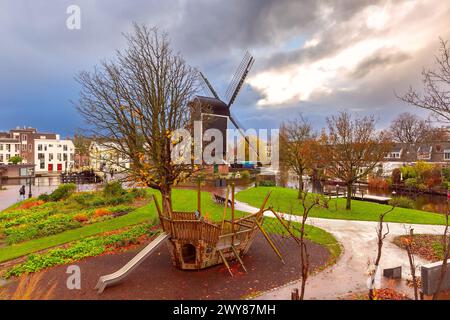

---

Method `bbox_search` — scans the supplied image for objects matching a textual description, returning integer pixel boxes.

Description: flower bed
[2,224,157,278]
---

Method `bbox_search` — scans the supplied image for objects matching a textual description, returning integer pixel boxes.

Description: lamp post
[27,167,35,199]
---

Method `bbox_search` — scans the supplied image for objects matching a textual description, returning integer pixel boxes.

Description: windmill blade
[199,72,220,99]
[229,113,259,159]
[226,53,255,107]
[225,52,252,102]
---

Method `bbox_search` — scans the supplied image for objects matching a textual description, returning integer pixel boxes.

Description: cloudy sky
[1,0,449,136]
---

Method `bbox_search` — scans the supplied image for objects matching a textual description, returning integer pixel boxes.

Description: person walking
[19,185,26,201]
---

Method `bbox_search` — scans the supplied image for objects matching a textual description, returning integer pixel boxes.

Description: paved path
[234,200,446,300]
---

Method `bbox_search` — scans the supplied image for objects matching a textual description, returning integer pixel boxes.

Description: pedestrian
[19,185,26,201]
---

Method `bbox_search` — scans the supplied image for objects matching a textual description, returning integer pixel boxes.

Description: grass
[236,186,448,225]
[0,188,240,263]
[0,187,341,267]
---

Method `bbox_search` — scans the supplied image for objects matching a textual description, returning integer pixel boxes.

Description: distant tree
[8,155,23,165]
[73,133,92,168]
[400,39,450,123]
[320,112,392,210]
[76,24,199,215]
[280,116,317,198]
[388,113,433,144]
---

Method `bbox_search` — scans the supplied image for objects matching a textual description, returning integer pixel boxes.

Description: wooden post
[231,183,235,243]
[197,178,202,215]
[221,185,230,232]
[291,288,299,300]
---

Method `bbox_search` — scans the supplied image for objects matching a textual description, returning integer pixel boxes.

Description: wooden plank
[218,249,233,276]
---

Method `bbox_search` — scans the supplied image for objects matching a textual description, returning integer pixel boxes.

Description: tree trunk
[346,183,352,210]
[160,185,173,217]
[298,174,304,199]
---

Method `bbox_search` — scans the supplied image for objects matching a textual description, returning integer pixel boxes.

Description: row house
[0,127,75,174]
[381,141,450,176]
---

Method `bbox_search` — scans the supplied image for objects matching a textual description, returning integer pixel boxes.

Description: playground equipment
[96,183,298,293]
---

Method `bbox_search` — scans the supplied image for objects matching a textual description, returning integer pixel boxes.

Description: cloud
[0,0,449,135]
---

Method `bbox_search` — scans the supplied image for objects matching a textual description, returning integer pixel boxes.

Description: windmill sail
[229,112,259,160]
[225,52,255,107]
[199,72,220,99]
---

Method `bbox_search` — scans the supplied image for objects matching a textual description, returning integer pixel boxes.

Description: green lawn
[0,188,241,263]
[236,186,448,225]
[0,187,341,265]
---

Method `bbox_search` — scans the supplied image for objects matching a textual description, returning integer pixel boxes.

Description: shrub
[130,188,147,199]
[73,213,89,223]
[103,182,126,198]
[389,196,415,209]
[258,180,276,187]
[37,193,50,202]
[93,208,112,218]
[240,170,250,180]
[404,178,418,188]
[48,184,77,202]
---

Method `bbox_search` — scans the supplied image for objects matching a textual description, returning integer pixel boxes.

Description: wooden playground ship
[155,184,286,274]
[96,183,296,292]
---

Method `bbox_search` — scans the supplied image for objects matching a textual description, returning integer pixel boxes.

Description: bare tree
[400,39,450,123]
[76,24,199,214]
[433,203,450,300]
[368,206,395,300]
[388,112,433,144]
[293,191,328,300]
[402,228,419,300]
[321,111,392,210]
[280,116,316,198]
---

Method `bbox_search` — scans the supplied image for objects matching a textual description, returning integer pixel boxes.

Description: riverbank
[236,186,448,225]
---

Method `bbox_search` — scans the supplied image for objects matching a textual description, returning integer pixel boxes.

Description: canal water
[285,176,448,214]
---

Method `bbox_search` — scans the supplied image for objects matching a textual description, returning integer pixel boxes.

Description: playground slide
[95,232,170,293]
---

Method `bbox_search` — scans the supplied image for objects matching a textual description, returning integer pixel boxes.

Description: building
[381,141,450,176]
[89,142,130,173]
[0,127,75,175]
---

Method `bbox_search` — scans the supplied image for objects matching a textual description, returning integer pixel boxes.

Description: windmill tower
[190,52,257,166]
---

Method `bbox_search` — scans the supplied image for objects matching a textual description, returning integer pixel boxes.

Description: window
[0,144,3,151]
[21,134,27,141]
[49,144,53,148]
[387,152,400,159]
[38,144,42,151]
[38,153,45,160]
[445,149,450,161]
[6,144,10,152]
[40,161,45,169]
[49,153,54,161]
[0,154,3,163]
[63,145,68,151]
[57,153,62,161]
[63,153,68,161]
[29,144,32,151]
[22,144,27,151]
[6,154,10,161]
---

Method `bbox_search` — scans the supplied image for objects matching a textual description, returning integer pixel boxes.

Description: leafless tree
[400,39,450,123]
[321,111,392,210]
[280,116,316,198]
[368,206,395,300]
[433,204,450,300]
[293,191,328,300]
[76,24,199,214]
[402,228,419,300]
[388,112,434,144]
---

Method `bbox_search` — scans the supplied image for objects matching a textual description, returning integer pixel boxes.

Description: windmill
[192,52,258,164]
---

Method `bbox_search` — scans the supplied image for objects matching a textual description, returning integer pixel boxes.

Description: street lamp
[27,167,35,199]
